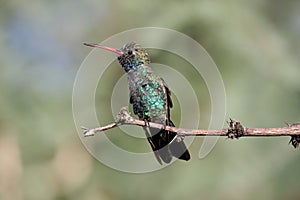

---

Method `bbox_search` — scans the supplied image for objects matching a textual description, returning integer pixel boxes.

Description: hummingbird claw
[143,119,150,127]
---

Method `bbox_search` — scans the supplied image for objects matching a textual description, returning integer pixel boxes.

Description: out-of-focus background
[1,0,300,199]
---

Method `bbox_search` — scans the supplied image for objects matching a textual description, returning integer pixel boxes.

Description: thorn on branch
[226,118,246,139]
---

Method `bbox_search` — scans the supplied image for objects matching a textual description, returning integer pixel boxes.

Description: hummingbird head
[84,42,150,72]
[118,42,150,72]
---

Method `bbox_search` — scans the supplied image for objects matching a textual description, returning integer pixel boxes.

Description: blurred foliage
[1,0,300,200]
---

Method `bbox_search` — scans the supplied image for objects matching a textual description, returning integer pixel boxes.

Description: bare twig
[82,107,300,148]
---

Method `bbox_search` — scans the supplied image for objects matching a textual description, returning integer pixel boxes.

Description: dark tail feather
[149,128,172,164]
[146,121,191,164]
[168,121,190,161]
[169,139,190,161]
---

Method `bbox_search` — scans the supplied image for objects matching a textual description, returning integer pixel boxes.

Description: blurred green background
[1,0,300,199]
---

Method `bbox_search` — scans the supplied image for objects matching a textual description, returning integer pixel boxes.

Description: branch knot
[226,118,246,139]
[115,107,133,124]
[287,123,300,148]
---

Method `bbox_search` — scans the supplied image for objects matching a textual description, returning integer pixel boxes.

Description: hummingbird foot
[143,119,150,127]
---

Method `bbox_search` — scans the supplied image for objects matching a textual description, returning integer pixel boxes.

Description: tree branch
[82,107,300,148]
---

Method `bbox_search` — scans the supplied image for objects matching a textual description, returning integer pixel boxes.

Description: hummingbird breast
[127,66,168,122]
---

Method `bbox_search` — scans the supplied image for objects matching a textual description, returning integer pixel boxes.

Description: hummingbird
[84,42,190,164]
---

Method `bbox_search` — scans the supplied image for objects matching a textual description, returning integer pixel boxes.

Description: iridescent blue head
[84,42,150,72]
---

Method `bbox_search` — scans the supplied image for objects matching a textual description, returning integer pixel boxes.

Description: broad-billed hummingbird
[84,42,190,164]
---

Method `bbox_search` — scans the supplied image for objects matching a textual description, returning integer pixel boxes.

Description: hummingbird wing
[161,78,172,118]
[161,79,191,161]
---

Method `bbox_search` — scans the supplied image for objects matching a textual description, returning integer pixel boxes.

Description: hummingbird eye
[127,50,133,55]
